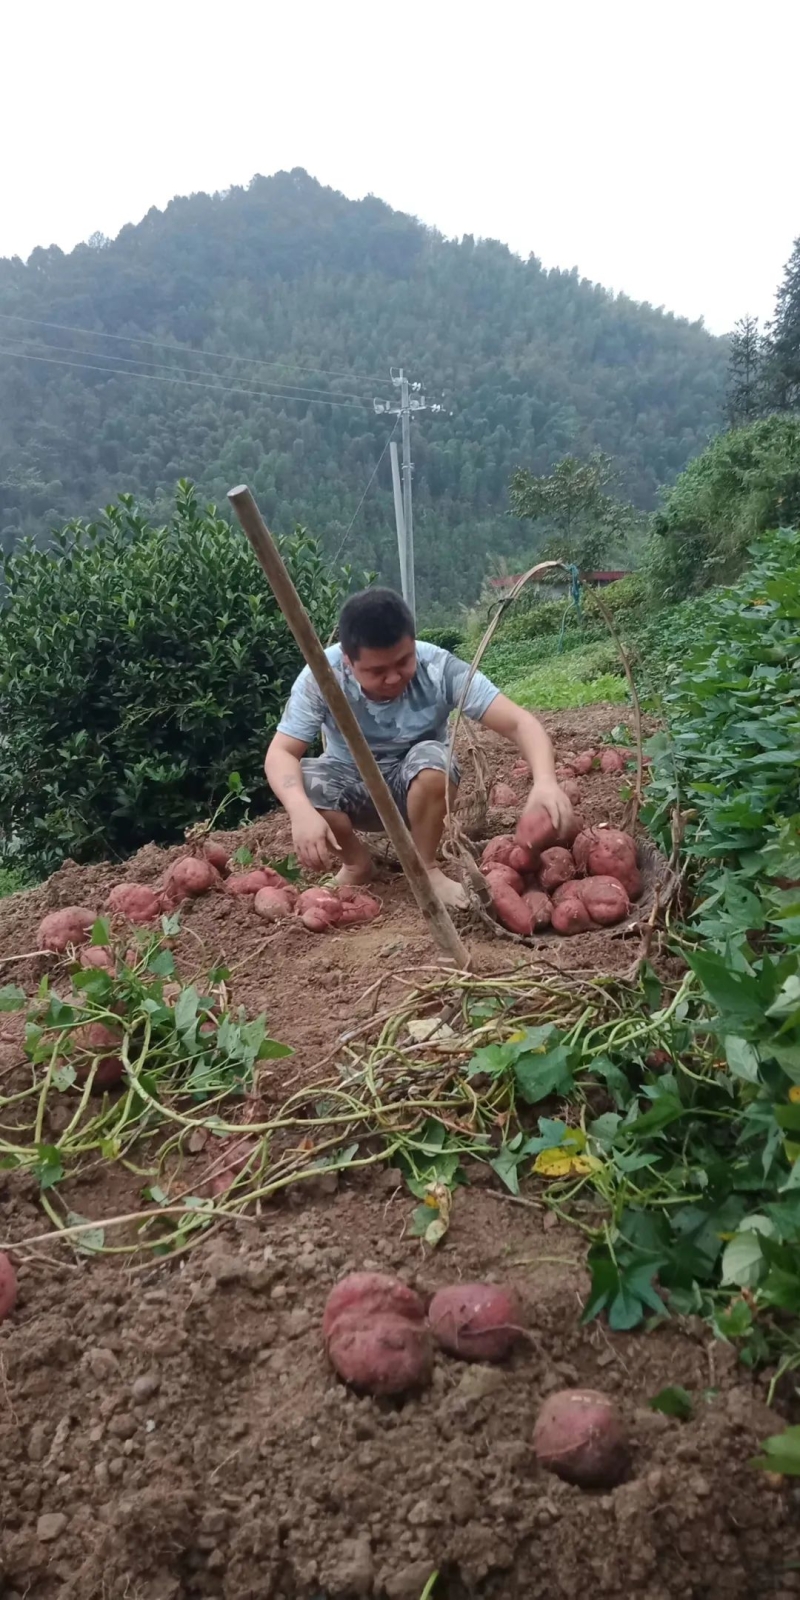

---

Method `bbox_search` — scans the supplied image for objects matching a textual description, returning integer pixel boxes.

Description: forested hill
[0,168,727,607]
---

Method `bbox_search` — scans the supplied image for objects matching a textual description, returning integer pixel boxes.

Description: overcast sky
[3,0,798,335]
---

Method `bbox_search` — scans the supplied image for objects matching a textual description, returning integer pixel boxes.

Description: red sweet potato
[490,782,519,810]
[515,806,559,856]
[556,763,577,781]
[538,847,576,894]
[71,1022,125,1090]
[480,835,535,875]
[338,890,381,926]
[37,906,97,953]
[253,886,296,922]
[164,856,218,901]
[106,883,161,924]
[533,1388,629,1488]
[600,748,626,773]
[0,1252,17,1322]
[551,895,594,935]
[323,1272,426,1339]
[573,827,642,899]
[486,875,534,936]
[428,1282,524,1362]
[482,862,525,895]
[572,752,596,776]
[578,876,630,926]
[202,838,231,876]
[205,1134,259,1197]
[561,779,582,806]
[327,1315,433,1395]
[511,760,530,779]
[522,888,553,929]
[224,867,288,897]
[78,946,116,974]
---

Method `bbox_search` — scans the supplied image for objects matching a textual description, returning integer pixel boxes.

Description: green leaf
[724,1035,760,1082]
[513,1045,573,1103]
[685,949,763,1025]
[490,1144,523,1195]
[51,1062,76,1091]
[0,984,26,1012]
[649,1385,693,1421]
[66,1212,106,1254]
[752,1426,800,1476]
[720,1230,766,1288]
[90,917,111,947]
[147,949,176,977]
[173,986,199,1033]
[33,1144,64,1190]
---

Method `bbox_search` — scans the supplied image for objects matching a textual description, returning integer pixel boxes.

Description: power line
[0,345,372,410]
[1,334,369,406]
[0,311,392,388]
[331,417,400,563]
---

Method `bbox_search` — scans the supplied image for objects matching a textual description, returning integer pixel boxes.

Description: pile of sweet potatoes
[480,811,642,938]
[323,1272,525,1395]
[36,834,382,956]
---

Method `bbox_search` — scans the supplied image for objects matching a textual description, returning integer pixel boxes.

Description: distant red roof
[487,570,628,589]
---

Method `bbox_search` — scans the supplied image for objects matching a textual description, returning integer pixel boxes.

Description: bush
[0,481,351,871]
[647,415,800,601]
[421,625,464,654]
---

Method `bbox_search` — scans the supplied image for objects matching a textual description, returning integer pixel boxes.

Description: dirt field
[0,708,797,1600]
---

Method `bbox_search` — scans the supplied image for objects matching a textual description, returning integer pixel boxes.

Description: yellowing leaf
[507,1030,527,1044]
[789,1087,800,1103]
[533,1146,601,1178]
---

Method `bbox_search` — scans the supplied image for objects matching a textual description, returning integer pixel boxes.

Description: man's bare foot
[426,866,468,911]
[335,843,376,887]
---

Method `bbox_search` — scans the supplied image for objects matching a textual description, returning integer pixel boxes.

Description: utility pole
[374,368,441,620]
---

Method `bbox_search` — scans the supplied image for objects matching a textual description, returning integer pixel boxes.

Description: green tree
[0,481,353,871]
[765,235,800,411]
[508,452,643,571]
[648,414,800,600]
[726,315,763,426]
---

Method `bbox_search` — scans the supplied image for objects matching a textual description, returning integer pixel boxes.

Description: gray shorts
[301,740,460,831]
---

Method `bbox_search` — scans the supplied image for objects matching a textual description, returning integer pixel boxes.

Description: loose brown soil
[0,708,797,1599]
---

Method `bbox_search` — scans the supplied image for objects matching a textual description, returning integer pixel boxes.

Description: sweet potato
[556,763,577,781]
[253,886,296,922]
[295,886,344,932]
[428,1282,523,1362]
[0,1252,17,1322]
[533,1388,629,1488]
[490,782,518,810]
[164,856,218,901]
[225,866,289,897]
[511,760,530,779]
[205,1134,259,1197]
[338,889,381,926]
[572,752,596,776]
[522,888,553,929]
[106,883,161,924]
[37,906,97,953]
[327,1315,433,1395]
[71,1022,125,1090]
[600,748,626,773]
[573,827,642,899]
[480,835,535,875]
[482,862,525,895]
[561,778,582,806]
[515,806,559,856]
[551,895,594,935]
[538,847,576,894]
[486,875,534,936]
[578,876,630,926]
[78,945,116,974]
[323,1272,426,1339]
[198,838,229,876]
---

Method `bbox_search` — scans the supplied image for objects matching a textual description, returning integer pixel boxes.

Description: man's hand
[291,807,341,873]
[524,778,575,837]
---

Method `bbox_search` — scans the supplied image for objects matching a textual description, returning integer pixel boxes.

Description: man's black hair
[339,588,415,659]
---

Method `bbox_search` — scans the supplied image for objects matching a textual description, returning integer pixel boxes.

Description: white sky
[3,0,798,335]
